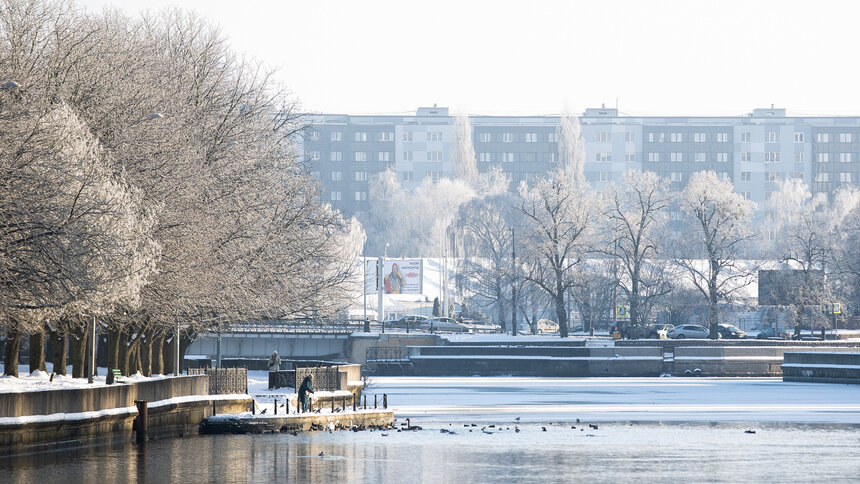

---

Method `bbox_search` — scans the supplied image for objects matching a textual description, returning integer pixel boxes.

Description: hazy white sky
[78,0,860,117]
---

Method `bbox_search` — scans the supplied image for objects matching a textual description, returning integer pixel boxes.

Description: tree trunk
[556,291,569,338]
[106,327,121,372]
[162,336,174,376]
[118,331,130,376]
[141,329,153,377]
[151,333,164,375]
[4,327,21,377]
[28,328,46,373]
[70,324,89,378]
[50,326,68,375]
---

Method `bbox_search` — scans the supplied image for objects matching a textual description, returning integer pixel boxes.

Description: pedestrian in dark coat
[298,374,315,412]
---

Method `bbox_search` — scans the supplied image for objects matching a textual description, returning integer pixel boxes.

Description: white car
[419,317,472,333]
[667,324,712,339]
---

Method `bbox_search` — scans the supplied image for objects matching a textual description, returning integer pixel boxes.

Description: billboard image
[383,259,422,294]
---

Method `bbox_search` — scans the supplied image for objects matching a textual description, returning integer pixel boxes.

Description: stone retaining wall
[782,352,860,384]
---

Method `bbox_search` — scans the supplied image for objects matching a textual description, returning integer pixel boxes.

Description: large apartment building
[300,105,860,217]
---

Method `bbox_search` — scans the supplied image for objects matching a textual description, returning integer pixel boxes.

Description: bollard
[252,400,256,415]
[374,395,377,409]
[286,399,289,414]
[353,394,357,412]
[134,400,148,443]
[212,400,216,417]
[363,395,367,410]
[383,394,387,409]
[274,399,278,415]
[331,397,335,413]
[342,396,346,411]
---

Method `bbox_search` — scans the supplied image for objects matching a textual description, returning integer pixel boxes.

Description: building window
[597,132,611,143]
[378,152,390,162]
[331,171,342,181]
[355,191,367,201]
[794,172,804,179]
[330,151,342,161]
[817,133,831,143]
[817,153,830,163]
[309,151,320,160]
[403,131,413,142]
[794,152,804,162]
[402,172,413,182]
[741,172,751,182]
[740,132,751,142]
[717,133,729,142]
[596,152,612,162]
[648,132,665,143]
[309,131,319,141]
[479,132,491,142]
[741,152,752,162]
[766,131,779,143]
[502,133,513,143]
[428,151,442,162]
[840,153,852,163]
[765,171,779,182]
[429,171,440,182]
[648,152,660,162]
[355,171,368,181]
[427,131,442,142]
[331,131,342,141]
[742,192,751,200]
[355,152,368,162]
[719,172,730,181]
[670,152,683,162]
[841,133,854,143]
[794,132,805,143]
[670,172,682,182]
[597,171,610,182]
[548,132,557,142]
[694,133,707,143]
[625,152,636,162]
[814,173,830,182]
[403,151,413,161]
[525,133,538,143]
[379,132,394,142]
[765,152,780,163]
[670,132,683,143]
[354,132,367,142]
[626,132,635,142]
[548,152,557,162]
[841,172,853,182]
[694,153,706,163]
[330,191,341,201]
[502,152,515,162]
[478,153,491,162]
[716,153,729,163]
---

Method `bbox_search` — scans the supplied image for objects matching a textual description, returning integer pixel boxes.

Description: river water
[2,377,860,483]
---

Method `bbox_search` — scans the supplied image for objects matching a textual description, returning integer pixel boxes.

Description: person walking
[298,373,315,412]
[268,351,281,372]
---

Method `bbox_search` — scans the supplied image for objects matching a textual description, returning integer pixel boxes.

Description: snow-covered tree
[517,169,596,337]
[676,171,756,339]
[452,115,478,187]
[557,112,586,183]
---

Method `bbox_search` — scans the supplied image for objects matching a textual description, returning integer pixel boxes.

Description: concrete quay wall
[782,352,860,384]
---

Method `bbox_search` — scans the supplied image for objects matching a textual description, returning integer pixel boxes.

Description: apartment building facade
[300,105,860,217]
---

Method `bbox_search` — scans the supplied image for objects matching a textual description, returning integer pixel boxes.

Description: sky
[77,0,860,117]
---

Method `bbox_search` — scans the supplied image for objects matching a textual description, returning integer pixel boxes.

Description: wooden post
[383,393,388,409]
[374,395,377,409]
[331,397,334,413]
[274,399,278,415]
[353,394,356,412]
[363,395,367,410]
[135,400,148,443]
[212,400,216,416]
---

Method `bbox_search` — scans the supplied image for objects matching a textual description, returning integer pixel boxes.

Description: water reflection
[1,422,858,483]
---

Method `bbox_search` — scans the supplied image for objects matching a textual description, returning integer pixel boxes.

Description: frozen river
[2,377,859,483]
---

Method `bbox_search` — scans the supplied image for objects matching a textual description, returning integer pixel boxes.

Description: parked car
[667,324,712,339]
[419,317,472,333]
[755,327,790,340]
[390,314,428,330]
[717,324,747,339]
[642,324,674,339]
[536,319,559,334]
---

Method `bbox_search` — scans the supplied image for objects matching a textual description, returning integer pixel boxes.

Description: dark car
[755,327,790,340]
[717,324,747,339]
[390,315,428,331]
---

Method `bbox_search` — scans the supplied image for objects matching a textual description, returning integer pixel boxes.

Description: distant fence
[268,363,361,392]
[366,346,408,362]
[188,368,247,395]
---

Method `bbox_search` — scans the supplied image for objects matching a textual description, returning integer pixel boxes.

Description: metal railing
[366,346,409,362]
[188,367,248,394]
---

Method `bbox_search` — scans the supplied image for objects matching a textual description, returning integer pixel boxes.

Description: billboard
[383,259,423,294]
[363,259,424,295]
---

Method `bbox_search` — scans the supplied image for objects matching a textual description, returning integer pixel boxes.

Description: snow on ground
[372,376,860,424]
[0,364,168,393]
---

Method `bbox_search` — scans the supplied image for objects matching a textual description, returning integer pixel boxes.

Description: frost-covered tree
[517,169,595,337]
[452,115,478,187]
[603,170,673,332]
[676,171,756,339]
[557,112,586,183]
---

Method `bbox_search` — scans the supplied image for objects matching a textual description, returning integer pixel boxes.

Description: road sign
[616,303,630,320]
[828,302,842,315]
